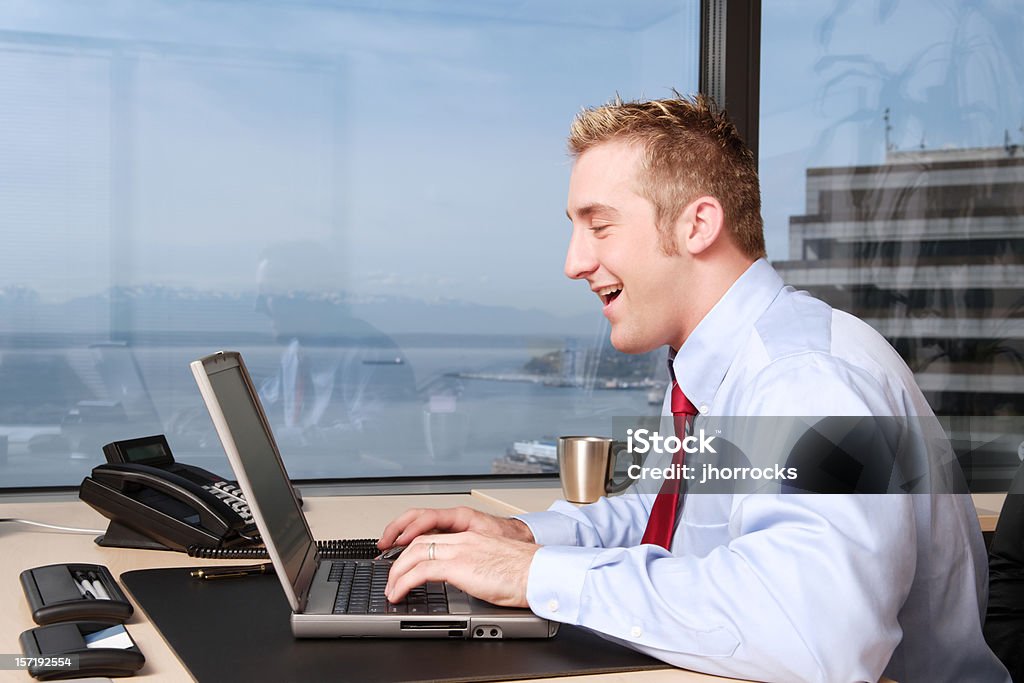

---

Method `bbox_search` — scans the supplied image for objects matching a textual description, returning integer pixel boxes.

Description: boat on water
[510,439,558,466]
[362,357,405,365]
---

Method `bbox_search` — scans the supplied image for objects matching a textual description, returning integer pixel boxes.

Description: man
[255,241,422,472]
[380,95,1009,682]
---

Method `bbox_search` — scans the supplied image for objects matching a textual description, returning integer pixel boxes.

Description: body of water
[0,340,661,487]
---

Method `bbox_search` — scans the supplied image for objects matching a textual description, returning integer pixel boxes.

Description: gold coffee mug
[557,436,641,504]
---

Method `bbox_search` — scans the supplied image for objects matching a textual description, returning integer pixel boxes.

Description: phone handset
[100,462,249,530]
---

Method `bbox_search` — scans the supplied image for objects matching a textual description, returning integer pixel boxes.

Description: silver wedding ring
[427,542,436,561]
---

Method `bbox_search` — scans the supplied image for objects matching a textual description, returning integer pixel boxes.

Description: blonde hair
[568,93,765,259]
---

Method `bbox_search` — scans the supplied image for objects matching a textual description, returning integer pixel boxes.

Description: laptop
[190,350,558,639]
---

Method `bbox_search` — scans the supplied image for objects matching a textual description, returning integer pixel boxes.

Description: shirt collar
[670,258,784,412]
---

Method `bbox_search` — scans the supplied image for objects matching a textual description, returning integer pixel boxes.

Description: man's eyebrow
[566,203,620,221]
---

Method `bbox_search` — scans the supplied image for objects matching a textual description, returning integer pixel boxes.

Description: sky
[760,0,1024,259]
[0,0,1021,323]
[0,0,697,319]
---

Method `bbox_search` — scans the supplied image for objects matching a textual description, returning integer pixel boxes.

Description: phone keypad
[202,481,253,523]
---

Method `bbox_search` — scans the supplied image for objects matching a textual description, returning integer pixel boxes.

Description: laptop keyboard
[328,560,450,615]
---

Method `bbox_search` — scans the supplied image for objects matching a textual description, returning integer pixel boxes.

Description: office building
[774,143,1024,484]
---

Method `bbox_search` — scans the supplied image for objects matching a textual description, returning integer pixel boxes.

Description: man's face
[564,140,690,354]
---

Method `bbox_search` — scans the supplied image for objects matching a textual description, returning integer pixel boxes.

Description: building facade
[774,145,1024,488]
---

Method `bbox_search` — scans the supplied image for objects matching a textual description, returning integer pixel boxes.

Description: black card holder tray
[20,563,134,625]
[19,621,145,681]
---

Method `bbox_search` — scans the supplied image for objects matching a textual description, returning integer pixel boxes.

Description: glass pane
[0,0,699,487]
[761,1,1024,490]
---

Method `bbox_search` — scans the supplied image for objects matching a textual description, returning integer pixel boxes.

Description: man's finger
[380,509,450,548]
[387,555,452,603]
[386,534,426,592]
[378,508,427,548]
[391,512,446,545]
[380,508,454,547]
[386,533,471,597]
[389,508,473,545]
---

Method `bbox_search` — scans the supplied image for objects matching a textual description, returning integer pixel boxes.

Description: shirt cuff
[525,545,602,624]
[514,508,580,547]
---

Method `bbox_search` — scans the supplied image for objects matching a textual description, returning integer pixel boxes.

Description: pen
[190,563,274,580]
[87,572,111,599]
[374,545,406,561]
[76,579,96,599]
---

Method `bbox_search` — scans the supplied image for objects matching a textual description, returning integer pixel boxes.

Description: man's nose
[564,228,597,280]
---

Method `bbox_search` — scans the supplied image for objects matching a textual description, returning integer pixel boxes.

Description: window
[0,1,700,487]
[761,0,1024,490]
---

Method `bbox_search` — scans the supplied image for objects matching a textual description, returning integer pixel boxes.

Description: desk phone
[78,435,376,560]
[78,434,261,552]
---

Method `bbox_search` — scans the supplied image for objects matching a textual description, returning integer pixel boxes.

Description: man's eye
[591,224,611,233]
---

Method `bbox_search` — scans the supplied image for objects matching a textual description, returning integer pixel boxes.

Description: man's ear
[678,196,725,256]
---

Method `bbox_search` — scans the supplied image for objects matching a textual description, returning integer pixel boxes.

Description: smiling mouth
[596,284,623,306]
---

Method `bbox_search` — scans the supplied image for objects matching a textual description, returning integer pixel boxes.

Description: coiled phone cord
[186,538,381,560]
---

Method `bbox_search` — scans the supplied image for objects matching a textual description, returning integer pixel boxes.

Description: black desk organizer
[19,621,145,681]
[18,564,144,680]
[20,563,134,625]
[122,567,668,683]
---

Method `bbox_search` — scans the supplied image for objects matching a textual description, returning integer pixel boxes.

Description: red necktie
[640,378,698,550]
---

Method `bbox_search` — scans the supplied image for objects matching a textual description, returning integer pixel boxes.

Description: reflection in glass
[0,0,699,487]
[762,0,1024,489]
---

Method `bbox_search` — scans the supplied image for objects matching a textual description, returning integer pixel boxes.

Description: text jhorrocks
[627,462,799,484]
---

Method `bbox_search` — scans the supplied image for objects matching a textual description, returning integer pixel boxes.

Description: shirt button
[630,626,643,638]
[698,404,709,414]
[547,599,559,613]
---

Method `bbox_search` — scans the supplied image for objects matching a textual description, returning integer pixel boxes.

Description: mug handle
[606,440,642,495]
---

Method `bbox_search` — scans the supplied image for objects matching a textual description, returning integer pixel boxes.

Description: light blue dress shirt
[517,259,1009,683]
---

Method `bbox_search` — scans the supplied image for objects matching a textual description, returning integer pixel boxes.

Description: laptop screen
[197,353,317,606]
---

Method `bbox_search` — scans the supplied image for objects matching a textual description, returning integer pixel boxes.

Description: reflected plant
[813,0,1024,156]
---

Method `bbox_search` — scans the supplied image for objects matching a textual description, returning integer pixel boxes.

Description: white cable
[0,518,104,535]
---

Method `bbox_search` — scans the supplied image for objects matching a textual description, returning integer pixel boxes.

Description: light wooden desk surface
[972,493,1007,533]
[0,495,727,683]
[472,487,1007,532]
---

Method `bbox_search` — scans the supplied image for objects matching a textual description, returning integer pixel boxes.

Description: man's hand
[377,506,534,550]
[384,531,539,608]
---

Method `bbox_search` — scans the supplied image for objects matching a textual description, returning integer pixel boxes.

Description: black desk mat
[121,568,667,683]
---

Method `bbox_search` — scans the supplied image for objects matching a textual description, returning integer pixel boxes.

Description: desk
[0,495,728,683]
[972,492,1007,533]
[472,486,1008,532]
